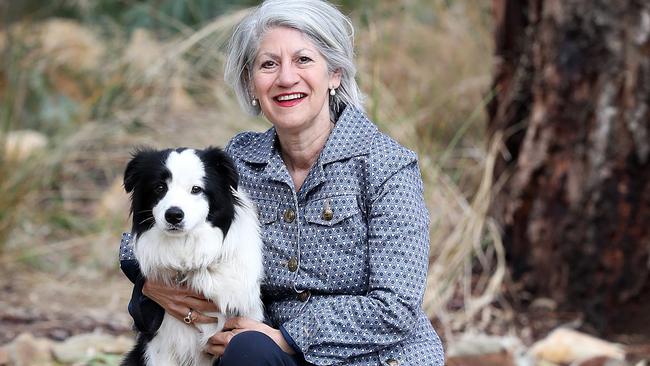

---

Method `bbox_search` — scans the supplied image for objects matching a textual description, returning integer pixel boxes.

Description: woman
[119,0,444,364]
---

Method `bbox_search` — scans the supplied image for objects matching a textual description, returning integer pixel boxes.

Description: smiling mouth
[274,93,306,105]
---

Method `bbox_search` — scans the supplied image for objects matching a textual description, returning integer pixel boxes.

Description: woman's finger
[169,302,190,322]
[209,330,234,344]
[230,328,248,336]
[206,330,235,356]
[168,306,217,326]
[141,279,220,325]
[205,344,225,357]
[182,296,220,314]
[223,316,256,331]
[190,310,218,325]
[223,316,245,330]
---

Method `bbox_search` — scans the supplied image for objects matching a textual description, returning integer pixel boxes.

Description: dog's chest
[134,225,225,278]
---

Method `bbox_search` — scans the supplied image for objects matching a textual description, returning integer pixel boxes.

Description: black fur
[120,334,148,366]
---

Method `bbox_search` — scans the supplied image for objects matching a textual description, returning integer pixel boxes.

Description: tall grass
[0,0,502,340]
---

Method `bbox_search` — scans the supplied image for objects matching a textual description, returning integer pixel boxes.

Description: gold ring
[184,309,193,324]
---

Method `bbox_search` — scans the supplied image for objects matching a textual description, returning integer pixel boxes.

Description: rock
[530,297,557,311]
[575,356,628,366]
[530,328,626,364]
[447,351,516,366]
[447,333,524,356]
[0,345,9,365]
[536,361,561,366]
[51,333,133,364]
[4,333,53,366]
[3,130,48,162]
[446,333,533,366]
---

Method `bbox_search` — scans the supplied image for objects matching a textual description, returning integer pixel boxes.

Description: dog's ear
[200,146,239,190]
[123,147,153,194]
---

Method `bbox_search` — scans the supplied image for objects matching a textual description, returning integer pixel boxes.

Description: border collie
[121,147,264,366]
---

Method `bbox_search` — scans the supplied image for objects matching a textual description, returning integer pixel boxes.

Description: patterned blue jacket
[120,106,444,365]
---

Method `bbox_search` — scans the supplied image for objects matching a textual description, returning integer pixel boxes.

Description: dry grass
[0,0,503,348]
[423,133,506,339]
[352,1,502,338]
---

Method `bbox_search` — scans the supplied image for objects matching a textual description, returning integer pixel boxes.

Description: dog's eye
[154,183,166,194]
[191,186,203,194]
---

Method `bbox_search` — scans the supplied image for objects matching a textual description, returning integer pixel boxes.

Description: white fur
[133,150,264,366]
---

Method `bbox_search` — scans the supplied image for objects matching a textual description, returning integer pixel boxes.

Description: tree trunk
[488,0,650,332]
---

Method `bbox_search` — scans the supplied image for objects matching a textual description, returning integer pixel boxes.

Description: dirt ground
[0,264,134,345]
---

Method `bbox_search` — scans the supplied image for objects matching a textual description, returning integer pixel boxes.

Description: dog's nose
[165,207,184,225]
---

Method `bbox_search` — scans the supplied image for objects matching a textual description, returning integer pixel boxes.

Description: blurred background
[0,0,648,365]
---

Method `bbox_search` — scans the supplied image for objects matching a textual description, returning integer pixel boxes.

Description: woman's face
[251,26,340,133]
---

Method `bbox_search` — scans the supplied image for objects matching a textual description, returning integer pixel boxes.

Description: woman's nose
[277,63,299,87]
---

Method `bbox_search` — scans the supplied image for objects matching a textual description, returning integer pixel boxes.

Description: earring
[329,88,336,96]
[251,98,258,106]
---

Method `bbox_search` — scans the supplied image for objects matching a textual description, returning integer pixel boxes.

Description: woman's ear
[329,68,342,89]
[245,66,256,95]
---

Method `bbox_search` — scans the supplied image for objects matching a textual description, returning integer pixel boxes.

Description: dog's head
[123,147,239,238]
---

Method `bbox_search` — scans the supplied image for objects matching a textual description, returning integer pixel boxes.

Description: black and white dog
[121,147,264,366]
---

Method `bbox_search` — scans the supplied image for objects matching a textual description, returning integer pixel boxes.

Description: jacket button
[322,208,333,221]
[297,290,311,302]
[283,208,296,223]
[287,257,298,272]
[385,359,399,366]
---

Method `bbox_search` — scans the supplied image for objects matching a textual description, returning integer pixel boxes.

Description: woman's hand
[142,279,219,325]
[205,317,295,357]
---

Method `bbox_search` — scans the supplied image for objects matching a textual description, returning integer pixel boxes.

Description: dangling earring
[251,98,258,106]
[329,88,336,96]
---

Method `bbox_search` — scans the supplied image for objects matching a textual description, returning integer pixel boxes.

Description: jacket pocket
[304,195,360,226]
[377,342,410,366]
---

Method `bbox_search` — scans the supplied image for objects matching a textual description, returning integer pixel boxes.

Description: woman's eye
[297,56,312,64]
[191,186,203,194]
[260,60,276,69]
[154,183,166,194]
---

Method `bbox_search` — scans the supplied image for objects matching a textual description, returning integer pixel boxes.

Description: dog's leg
[144,314,202,366]
[120,334,148,366]
[144,337,176,366]
[196,313,226,349]
[197,263,264,323]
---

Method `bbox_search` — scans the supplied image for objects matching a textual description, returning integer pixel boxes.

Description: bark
[488,0,650,331]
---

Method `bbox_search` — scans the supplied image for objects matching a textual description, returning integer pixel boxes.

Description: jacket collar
[237,127,276,164]
[319,106,375,165]
[237,105,375,166]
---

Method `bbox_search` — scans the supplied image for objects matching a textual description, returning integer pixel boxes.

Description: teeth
[277,93,304,101]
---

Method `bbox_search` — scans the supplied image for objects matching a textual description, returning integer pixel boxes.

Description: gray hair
[224,0,364,117]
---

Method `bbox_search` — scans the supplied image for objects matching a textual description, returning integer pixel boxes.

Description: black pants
[218,331,304,366]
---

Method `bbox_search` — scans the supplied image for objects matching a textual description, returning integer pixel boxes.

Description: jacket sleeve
[281,160,431,364]
[119,233,164,336]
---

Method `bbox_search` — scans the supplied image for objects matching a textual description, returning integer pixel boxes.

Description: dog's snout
[165,207,184,224]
